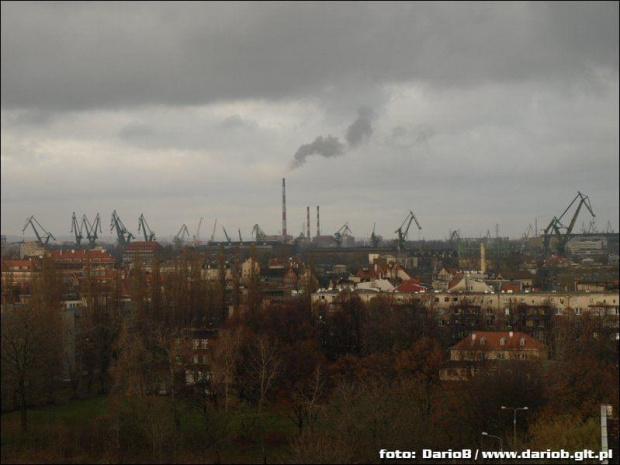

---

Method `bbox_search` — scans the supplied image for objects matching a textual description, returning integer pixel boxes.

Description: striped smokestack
[306,206,310,239]
[316,205,320,237]
[282,178,287,239]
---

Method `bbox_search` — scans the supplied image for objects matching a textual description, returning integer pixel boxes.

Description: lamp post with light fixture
[501,405,528,449]
[481,432,503,452]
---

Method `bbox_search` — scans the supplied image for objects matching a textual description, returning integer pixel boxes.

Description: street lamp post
[502,406,528,449]
[481,432,503,452]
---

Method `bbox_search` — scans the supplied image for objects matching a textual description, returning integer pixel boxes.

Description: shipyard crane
[83,213,102,248]
[542,191,595,257]
[193,217,203,243]
[333,223,353,248]
[70,212,84,246]
[23,216,56,246]
[222,227,231,244]
[251,224,266,242]
[395,210,421,252]
[604,221,614,234]
[210,219,218,243]
[238,228,243,243]
[173,224,190,249]
[110,210,134,246]
[138,213,156,242]
[370,223,381,248]
[520,224,534,253]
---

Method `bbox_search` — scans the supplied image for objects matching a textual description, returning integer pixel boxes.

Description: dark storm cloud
[1,2,617,112]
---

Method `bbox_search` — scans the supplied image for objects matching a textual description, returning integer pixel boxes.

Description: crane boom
[333,222,352,247]
[22,216,56,246]
[138,213,156,241]
[175,224,190,239]
[82,213,102,248]
[543,192,595,256]
[210,219,218,242]
[194,217,203,242]
[252,224,266,242]
[110,210,134,246]
[71,212,83,246]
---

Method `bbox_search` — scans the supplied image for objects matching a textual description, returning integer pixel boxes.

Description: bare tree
[1,257,64,432]
[248,335,281,412]
[210,326,244,412]
[289,364,325,434]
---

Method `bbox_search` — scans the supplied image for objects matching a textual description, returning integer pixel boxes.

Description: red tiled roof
[394,279,428,293]
[447,273,464,290]
[500,283,521,293]
[452,331,544,351]
[49,249,115,264]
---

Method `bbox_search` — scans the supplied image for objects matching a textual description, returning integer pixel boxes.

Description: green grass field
[1,395,300,463]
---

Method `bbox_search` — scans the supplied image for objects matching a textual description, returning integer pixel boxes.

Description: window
[202,355,208,365]
[193,355,199,365]
[486,319,493,327]
[435,297,439,302]
[201,339,208,349]
[575,307,582,315]
[444,297,450,302]
[497,353,505,360]
[555,307,563,315]
[480,337,487,345]
[438,320,445,327]
[500,337,506,346]
[438,308,445,314]
[519,337,526,346]
[505,308,510,315]
[453,297,458,302]
[486,308,493,315]
[193,340,199,350]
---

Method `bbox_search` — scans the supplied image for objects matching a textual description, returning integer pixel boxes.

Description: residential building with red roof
[48,249,115,269]
[440,330,547,381]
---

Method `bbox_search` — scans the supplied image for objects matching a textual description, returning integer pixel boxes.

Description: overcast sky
[2,2,618,243]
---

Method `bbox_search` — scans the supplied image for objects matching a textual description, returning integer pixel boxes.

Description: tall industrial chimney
[282,178,287,240]
[306,207,310,240]
[316,206,320,237]
[480,241,487,274]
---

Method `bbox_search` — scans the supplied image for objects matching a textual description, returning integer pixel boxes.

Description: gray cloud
[390,124,434,148]
[1,3,617,113]
[1,3,618,239]
[290,135,346,170]
[345,106,374,147]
